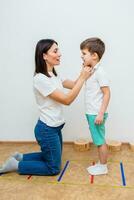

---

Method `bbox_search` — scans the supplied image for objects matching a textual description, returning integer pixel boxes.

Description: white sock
[0,157,19,173]
[12,152,23,161]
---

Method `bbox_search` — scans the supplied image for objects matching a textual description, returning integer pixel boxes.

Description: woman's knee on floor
[49,165,61,175]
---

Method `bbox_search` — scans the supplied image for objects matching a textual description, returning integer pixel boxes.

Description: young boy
[80,37,110,175]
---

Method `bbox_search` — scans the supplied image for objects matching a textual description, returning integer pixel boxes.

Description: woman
[0,39,91,175]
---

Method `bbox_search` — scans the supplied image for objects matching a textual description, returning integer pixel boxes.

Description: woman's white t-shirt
[33,72,65,127]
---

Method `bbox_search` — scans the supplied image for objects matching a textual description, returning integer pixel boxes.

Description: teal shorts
[86,113,108,146]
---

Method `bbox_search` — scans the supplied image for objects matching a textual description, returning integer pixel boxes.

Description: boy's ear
[92,52,99,60]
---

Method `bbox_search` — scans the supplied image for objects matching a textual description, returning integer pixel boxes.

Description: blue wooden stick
[120,162,126,186]
[57,160,69,182]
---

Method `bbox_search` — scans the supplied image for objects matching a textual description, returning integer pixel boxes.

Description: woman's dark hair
[35,39,57,77]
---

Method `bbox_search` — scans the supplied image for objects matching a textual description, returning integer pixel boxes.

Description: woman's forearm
[64,77,85,105]
[49,67,91,105]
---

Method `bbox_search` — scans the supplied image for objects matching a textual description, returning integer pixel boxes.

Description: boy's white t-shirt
[33,72,65,127]
[85,63,110,115]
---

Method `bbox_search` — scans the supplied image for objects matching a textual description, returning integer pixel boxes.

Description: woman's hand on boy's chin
[82,64,95,75]
[82,63,85,68]
[82,62,89,68]
[82,63,93,69]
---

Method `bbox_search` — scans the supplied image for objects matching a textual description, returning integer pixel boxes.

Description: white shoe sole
[87,166,108,175]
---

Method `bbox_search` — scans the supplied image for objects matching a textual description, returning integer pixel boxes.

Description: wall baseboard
[0,140,73,145]
[0,140,129,145]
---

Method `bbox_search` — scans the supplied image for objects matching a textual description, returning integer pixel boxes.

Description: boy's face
[81,48,94,67]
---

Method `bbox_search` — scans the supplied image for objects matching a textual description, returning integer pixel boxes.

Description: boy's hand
[95,114,104,125]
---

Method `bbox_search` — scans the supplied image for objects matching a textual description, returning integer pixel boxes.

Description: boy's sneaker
[87,164,108,175]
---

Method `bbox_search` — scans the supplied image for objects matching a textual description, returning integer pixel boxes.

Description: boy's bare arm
[99,86,110,115]
[95,86,110,125]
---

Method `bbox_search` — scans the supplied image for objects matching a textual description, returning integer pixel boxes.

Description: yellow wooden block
[74,138,90,152]
[129,142,134,151]
[107,140,122,151]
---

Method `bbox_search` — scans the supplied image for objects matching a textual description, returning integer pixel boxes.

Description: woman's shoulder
[33,72,60,84]
[34,73,49,80]
[33,73,51,86]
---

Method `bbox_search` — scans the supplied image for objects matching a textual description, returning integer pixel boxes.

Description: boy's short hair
[80,37,105,60]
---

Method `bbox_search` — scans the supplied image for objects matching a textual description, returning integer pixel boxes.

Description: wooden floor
[0,143,134,200]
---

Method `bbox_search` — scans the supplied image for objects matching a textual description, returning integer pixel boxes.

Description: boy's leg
[86,114,108,175]
[86,113,108,160]
[96,113,108,164]
[98,143,108,164]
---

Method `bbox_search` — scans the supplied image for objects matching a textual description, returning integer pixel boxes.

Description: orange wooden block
[107,140,122,151]
[129,142,134,151]
[74,138,90,152]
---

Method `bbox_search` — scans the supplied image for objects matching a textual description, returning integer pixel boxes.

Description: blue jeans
[18,120,65,176]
